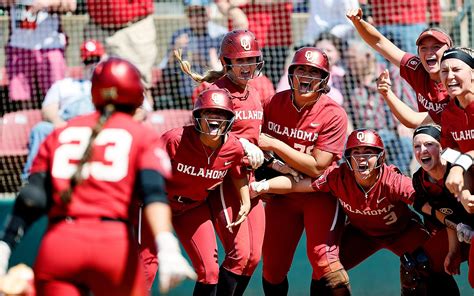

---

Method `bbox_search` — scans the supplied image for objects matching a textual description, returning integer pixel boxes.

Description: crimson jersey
[400,53,450,124]
[209,76,264,143]
[312,164,417,237]
[31,111,171,220]
[263,90,347,159]
[162,125,246,201]
[440,99,474,153]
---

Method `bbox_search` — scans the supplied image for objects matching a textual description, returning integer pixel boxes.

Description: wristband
[453,153,473,172]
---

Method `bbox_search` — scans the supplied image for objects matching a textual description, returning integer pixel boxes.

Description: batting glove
[156,232,197,294]
[456,223,473,244]
[239,138,264,169]
[250,180,269,195]
[0,241,11,276]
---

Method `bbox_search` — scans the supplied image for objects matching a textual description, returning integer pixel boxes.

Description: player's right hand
[377,69,393,96]
[269,159,303,182]
[456,223,474,244]
[346,8,363,22]
[156,232,197,294]
[0,241,11,276]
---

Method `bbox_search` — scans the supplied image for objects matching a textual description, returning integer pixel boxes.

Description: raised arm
[377,69,432,128]
[346,8,406,68]
[215,0,249,30]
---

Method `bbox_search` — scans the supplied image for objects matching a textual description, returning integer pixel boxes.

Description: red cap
[416,29,453,47]
[80,40,105,62]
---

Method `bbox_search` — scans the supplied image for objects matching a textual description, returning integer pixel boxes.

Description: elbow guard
[1,173,49,249]
[137,169,168,206]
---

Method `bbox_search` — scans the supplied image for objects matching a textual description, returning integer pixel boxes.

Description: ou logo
[305,51,317,63]
[357,131,368,143]
[211,93,223,104]
[240,36,251,51]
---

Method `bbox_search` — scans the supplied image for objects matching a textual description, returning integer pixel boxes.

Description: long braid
[174,49,225,84]
[60,104,115,204]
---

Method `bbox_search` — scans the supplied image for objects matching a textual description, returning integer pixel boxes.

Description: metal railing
[451,0,473,47]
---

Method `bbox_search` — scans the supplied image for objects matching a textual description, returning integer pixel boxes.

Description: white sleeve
[42,80,64,107]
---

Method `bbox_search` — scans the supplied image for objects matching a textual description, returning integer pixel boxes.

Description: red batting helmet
[288,47,330,93]
[288,47,330,76]
[345,129,385,169]
[91,57,144,110]
[193,89,235,135]
[219,30,262,61]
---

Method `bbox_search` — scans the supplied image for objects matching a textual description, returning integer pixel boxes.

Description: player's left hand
[239,138,264,169]
[444,248,462,275]
[250,180,269,195]
[257,133,276,151]
[445,166,465,198]
[227,200,250,229]
[156,232,197,294]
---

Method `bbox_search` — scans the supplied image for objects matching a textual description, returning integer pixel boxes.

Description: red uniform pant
[34,219,147,296]
[339,219,430,270]
[262,192,345,284]
[207,177,265,277]
[171,177,265,284]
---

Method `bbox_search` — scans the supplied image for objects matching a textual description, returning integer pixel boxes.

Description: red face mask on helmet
[193,89,235,136]
[91,57,144,110]
[288,47,330,94]
[219,30,264,80]
[345,129,385,172]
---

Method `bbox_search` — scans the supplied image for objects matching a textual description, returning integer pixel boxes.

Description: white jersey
[42,78,94,120]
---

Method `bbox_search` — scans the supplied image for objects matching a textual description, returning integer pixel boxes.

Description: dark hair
[314,31,346,60]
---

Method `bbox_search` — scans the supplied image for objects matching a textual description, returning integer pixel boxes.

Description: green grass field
[2,199,472,295]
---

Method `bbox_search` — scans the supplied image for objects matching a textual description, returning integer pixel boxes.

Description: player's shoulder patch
[406,56,421,71]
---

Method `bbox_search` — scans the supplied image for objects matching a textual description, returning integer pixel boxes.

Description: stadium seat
[0,110,42,192]
[145,109,193,136]
[0,109,42,156]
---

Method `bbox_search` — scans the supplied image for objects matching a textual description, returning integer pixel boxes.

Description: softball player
[0,58,195,295]
[438,48,474,287]
[256,47,349,295]
[438,48,474,199]
[253,129,438,294]
[347,8,453,127]
[158,89,251,295]
[411,124,473,294]
[176,30,266,295]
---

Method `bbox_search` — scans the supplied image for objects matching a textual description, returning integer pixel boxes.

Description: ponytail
[60,104,115,204]
[174,49,225,84]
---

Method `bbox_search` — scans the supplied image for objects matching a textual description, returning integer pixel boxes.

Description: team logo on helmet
[305,50,318,63]
[211,92,223,104]
[101,87,118,100]
[356,131,367,142]
[240,36,251,51]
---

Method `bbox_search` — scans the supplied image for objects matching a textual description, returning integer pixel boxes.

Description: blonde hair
[174,49,225,84]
